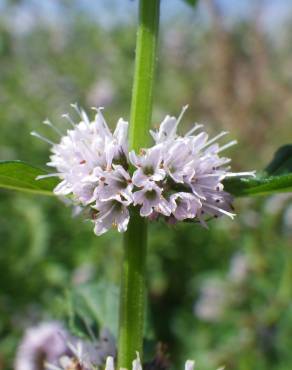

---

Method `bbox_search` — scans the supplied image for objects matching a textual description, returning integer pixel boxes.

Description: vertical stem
[118,0,160,369]
[129,0,160,152]
[118,210,148,368]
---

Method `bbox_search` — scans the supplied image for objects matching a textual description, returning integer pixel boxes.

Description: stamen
[81,108,90,126]
[30,131,54,145]
[97,204,116,221]
[203,131,228,148]
[217,140,237,153]
[71,103,90,126]
[67,340,84,360]
[43,119,63,136]
[174,104,189,131]
[205,203,236,219]
[185,123,203,137]
[225,171,256,178]
[195,173,224,178]
[61,113,76,128]
[70,102,81,115]
[36,173,62,180]
[110,174,125,182]
[91,106,104,113]
[93,106,111,134]
[217,158,231,166]
[191,188,206,200]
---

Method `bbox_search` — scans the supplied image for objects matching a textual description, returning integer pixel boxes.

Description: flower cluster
[35,105,254,235]
[46,350,220,370]
[15,322,223,370]
[14,322,68,370]
[15,322,116,370]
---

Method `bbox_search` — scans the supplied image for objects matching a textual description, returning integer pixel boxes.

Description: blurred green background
[0,0,292,369]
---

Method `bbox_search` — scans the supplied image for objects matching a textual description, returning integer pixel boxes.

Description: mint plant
[1,0,292,369]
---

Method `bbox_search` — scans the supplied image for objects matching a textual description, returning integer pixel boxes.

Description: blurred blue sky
[1,0,292,33]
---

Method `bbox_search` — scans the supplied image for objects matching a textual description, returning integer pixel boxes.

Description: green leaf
[69,281,119,337]
[223,174,292,197]
[0,160,57,195]
[265,144,292,176]
[182,0,198,6]
[224,144,292,197]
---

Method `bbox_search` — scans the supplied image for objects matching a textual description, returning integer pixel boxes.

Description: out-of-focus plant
[2,0,290,370]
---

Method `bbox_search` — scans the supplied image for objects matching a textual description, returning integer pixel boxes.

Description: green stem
[118,210,148,368]
[118,0,160,368]
[129,0,160,152]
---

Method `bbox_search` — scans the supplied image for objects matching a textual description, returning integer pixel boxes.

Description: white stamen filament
[97,204,116,222]
[70,103,82,116]
[199,185,223,192]
[81,109,90,126]
[185,123,203,137]
[31,131,55,145]
[43,119,63,136]
[225,171,256,178]
[195,173,225,179]
[205,203,235,219]
[61,113,76,127]
[174,104,189,132]
[217,140,237,153]
[36,173,62,180]
[203,131,228,148]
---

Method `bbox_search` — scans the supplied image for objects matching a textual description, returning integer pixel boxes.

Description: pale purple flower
[37,107,128,205]
[93,197,130,235]
[105,118,129,168]
[34,106,131,235]
[162,140,192,183]
[104,353,222,370]
[98,165,133,203]
[15,322,68,370]
[149,114,178,144]
[48,351,201,370]
[130,146,165,187]
[149,105,188,144]
[133,183,172,217]
[133,108,253,224]
[35,105,255,235]
[45,329,116,370]
[169,192,201,221]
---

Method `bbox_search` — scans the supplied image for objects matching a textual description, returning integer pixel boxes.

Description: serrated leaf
[223,174,292,197]
[224,144,292,197]
[265,144,292,176]
[0,160,57,195]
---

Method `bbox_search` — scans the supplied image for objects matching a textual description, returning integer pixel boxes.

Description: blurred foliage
[0,1,292,370]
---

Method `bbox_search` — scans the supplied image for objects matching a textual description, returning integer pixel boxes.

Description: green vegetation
[0,2,291,370]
